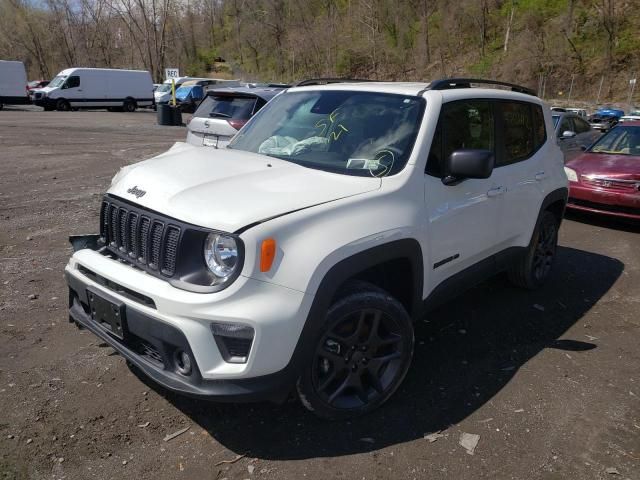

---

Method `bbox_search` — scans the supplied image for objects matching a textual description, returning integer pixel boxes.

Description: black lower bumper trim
[65,270,294,403]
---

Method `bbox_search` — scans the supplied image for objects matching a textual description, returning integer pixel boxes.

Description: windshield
[194,94,257,119]
[589,126,640,156]
[48,75,67,88]
[228,90,424,177]
[156,83,174,93]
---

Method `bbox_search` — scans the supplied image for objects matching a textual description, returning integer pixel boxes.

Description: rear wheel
[123,99,137,112]
[297,281,414,419]
[508,211,559,289]
[56,99,70,111]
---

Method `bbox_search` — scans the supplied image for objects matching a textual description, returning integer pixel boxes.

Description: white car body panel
[109,143,382,233]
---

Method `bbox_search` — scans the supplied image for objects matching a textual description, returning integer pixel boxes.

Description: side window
[574,118,590,134]
[500,102,534,164]
[426,100,494,176]
[253,97,267,115]
[558,117,573,136]
[532,104,546,148]
[65,76,80,89]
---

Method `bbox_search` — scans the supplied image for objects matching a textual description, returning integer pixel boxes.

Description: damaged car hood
[108,143,381,232]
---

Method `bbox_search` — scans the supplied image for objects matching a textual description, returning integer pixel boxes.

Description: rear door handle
[487,186,505,197]
[535,171,546,181]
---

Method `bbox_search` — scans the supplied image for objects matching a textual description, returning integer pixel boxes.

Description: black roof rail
[295,78,372,87]
[428,78,537,97]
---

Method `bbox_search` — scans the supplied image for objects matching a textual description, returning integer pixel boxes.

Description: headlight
[564,167,578,182]
[204,233,239,283]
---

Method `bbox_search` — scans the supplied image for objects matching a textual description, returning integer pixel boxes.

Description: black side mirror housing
[442,149,494,185]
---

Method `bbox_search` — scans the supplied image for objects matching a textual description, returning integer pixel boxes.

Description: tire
[0,102,4,111]
[56,99,70,111]
[508,211,559,289]
[123,99,137,112]
[297,281,414,420]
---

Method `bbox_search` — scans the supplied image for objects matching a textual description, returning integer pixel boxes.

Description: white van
[154,77,240,105]
[0,60,29,110]
[33,68,153,112]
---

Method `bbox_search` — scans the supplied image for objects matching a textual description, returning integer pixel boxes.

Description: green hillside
[1,0,638,103]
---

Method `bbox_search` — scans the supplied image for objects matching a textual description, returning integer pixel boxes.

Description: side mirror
[580,145,588,151]
[442,149,494,186]
[561,130,577,139]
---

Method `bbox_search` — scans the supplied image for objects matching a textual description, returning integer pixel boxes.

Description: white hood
[108,143,381,232]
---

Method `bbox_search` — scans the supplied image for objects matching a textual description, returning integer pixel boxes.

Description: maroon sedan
[564,122,640,221]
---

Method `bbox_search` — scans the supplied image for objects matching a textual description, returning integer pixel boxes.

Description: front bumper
[64,243,313,402]
[34,96,55,108]
[567,183,640,220]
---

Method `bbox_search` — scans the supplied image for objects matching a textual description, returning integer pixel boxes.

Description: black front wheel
[56,99,70,111]
[297,282,414,419]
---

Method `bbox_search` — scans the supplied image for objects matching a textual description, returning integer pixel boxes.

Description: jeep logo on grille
[127,186,146,198]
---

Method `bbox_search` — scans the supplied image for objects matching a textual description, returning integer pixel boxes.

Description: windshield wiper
[209,112,231,118]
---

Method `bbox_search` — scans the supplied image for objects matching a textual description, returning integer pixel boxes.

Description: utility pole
[596,76,604,105]
[628,76,637,110]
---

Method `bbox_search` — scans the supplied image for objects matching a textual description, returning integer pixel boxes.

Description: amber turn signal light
[260,238,276,272]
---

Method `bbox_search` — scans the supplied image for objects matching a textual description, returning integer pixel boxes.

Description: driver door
[423,99,502,294]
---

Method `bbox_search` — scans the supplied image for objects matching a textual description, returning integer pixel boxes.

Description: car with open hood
[64,78,568,419]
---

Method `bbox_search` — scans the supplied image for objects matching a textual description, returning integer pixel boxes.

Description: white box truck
[0,60,29,110]
[33,68,154,112]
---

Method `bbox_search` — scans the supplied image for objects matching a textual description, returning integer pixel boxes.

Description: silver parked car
[186,86,285,148]
[552,112,601,163]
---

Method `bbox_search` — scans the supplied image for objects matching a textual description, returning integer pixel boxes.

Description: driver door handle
[535,171,546,181]
[487,186,505,197]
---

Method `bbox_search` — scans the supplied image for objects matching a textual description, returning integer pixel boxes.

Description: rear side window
[500,102,534,164]
[193,95,257,120]
[573,117,591,134]
[426,100,494,176]
[532,104,546,148]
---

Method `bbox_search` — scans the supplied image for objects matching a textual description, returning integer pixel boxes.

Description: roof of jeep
[288,81,541,103]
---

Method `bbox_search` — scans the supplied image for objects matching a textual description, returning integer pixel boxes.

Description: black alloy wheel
[297,282,414,419]
[532,214,558,283]
[508,210,559,289]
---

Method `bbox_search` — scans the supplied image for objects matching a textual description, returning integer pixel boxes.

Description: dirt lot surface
[1,107,639,480]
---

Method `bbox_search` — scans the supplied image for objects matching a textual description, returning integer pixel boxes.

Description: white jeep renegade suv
[65,78,568,419]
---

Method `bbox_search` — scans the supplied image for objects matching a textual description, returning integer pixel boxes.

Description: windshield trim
[227,90,426,178]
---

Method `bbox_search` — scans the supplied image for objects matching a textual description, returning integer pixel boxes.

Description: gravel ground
[1,107,639,480]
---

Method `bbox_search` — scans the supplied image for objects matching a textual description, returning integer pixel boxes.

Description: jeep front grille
[100,196,182,277]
